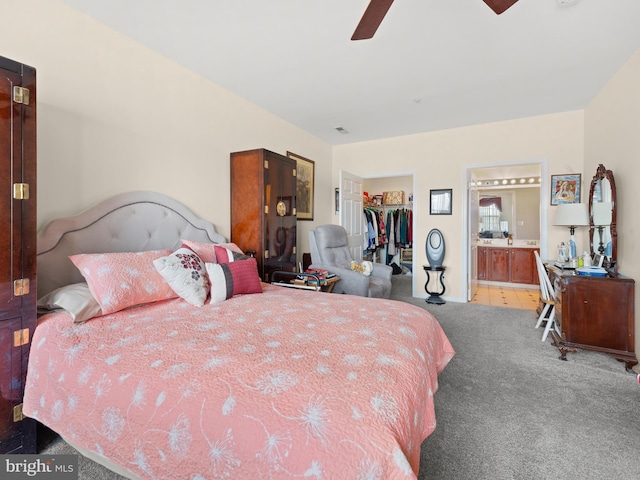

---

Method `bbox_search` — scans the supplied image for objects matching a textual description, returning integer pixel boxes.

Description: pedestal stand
[423,265,446,304]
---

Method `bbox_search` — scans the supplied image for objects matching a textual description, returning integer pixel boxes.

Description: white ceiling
[62,0,640,146]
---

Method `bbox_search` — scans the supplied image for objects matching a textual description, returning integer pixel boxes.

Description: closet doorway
[464,159,549,302]
[339,170,417,296]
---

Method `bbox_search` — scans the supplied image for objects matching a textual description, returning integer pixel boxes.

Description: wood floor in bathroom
[470,284,539,311]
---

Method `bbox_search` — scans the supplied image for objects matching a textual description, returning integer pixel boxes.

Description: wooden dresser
[548,266,637,372]
[230,149,297,282]
[0,55,37,454]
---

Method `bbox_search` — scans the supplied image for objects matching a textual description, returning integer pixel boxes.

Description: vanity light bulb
[519,179,525,184]
[502,179,508,185]
[510,179,516,184]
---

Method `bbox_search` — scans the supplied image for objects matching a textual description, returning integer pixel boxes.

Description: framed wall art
[551,174,581,205]
[430,189,452,215]
[287,151,314,221]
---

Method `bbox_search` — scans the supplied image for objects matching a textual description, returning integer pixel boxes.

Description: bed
[23,191,454,480]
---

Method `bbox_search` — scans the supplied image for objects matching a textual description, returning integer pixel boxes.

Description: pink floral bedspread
[24,285,454,479]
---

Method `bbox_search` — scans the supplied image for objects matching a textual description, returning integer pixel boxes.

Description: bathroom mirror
[588,164,617,265]
[478,188,540,239]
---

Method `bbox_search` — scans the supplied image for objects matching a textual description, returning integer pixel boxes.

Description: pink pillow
[181,239,243,263]
[206,258,262,303]
[70,250,177,314]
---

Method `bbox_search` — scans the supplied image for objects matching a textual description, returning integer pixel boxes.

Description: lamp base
[569,233,577,259]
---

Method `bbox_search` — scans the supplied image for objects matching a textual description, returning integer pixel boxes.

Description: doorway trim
[462,158,549,302]
[342,169,418,298]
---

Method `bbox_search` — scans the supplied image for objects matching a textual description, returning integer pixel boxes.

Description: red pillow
[206,258,262,303]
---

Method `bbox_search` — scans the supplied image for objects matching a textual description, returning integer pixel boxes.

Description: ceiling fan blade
[351,0,395,41]
[483,0,519,15]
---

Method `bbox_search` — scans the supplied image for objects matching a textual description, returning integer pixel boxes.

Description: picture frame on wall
[287,151,314,221]
[550,174,581,205]
[430,189,452,215]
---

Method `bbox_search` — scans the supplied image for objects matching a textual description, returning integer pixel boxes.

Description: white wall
[584,47,640,351]
[334,112,585,300]
[1,0,332,258]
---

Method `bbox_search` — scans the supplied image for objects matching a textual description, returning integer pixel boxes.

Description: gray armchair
[309,225,393,298]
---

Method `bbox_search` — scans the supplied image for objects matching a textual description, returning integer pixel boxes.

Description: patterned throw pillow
[206,258,262,304]
[153,246,210,306]
[350,260,373,276]
[70,250,177,314]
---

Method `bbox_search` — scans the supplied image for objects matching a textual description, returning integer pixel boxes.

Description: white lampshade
[554,203,590,227]
[592,201,613,226]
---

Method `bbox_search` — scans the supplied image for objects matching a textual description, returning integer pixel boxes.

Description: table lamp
[554,203,589,259]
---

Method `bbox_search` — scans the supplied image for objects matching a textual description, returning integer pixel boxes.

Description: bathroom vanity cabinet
[477,246,539,285]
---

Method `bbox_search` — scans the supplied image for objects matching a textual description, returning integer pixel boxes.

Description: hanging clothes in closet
[363,206,387,258]
[385,207,412,265]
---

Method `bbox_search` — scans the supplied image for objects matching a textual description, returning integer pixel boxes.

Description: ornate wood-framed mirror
[588,164,617,266]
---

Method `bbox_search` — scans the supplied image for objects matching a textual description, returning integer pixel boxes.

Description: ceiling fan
[351,0,520,40]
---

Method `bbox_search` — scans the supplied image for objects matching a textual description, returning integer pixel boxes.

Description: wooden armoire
[0,56,37,453]
[230,149,297,282]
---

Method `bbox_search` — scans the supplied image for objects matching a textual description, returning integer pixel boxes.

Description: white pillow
[153,246,210,306]
[37,283,103,324]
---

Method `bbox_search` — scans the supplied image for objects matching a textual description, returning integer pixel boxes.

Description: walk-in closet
[363,175,413,272]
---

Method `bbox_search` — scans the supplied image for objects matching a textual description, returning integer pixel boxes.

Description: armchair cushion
[370,262,393,281]
[311,225,353,268]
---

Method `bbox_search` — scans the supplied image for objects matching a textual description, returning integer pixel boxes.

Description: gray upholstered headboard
[37,191,227,297]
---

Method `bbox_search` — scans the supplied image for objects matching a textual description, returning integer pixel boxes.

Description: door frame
[339,169,418,297]
[462,158,549,302]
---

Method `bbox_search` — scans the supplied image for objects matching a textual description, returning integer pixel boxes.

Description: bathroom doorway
[463,159,549,301]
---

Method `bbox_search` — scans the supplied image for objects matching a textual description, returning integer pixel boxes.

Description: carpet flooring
[387,275,640,480]
[41,274,640,479]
